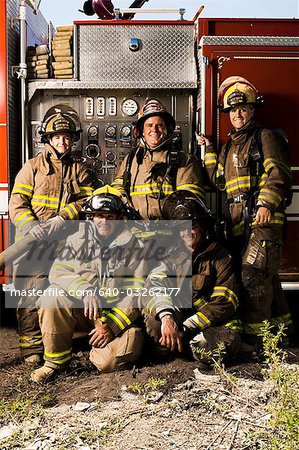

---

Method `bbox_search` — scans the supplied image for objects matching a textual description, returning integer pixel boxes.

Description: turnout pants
[38,288,144,372]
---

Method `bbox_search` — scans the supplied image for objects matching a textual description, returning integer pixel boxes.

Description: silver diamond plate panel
[200,36,299,47]
[77,24,197,88]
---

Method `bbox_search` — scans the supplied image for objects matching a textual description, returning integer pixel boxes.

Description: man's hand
[83,295,101,321]
[255,207,272,225]
[196,133,211,147]
[159,315,183,353]
[89,323,115,348]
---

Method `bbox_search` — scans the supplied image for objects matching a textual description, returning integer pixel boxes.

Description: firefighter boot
[24,354,42,366]
[30,362,59,383]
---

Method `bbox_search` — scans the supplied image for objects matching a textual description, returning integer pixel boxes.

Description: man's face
[229,105,254,130]
[49,132,73,154]
[180,222,204,253]
[93,213,118,238]
[142,116,168,149]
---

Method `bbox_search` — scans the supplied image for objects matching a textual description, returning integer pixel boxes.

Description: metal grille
[200,36,299,47]
[77,24,197,88]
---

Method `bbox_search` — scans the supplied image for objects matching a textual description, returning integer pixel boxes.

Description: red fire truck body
[0,2,298,297]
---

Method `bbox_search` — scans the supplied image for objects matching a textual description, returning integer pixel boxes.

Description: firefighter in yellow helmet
[197,76,293,351]
[112,99,205,220]
[8,104,93,364]
[30,187,144,382]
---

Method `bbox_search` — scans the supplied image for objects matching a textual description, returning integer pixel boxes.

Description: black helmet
[136,99,176,137]
[163,190,215,226]
[40,104,82,143]
[83,193,126,217]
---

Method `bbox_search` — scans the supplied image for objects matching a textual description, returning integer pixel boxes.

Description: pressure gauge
[88,125,98,139]
[105,125,116,137]
[120,125,131,137]
[121,99,138,116]
[85,144,100,159]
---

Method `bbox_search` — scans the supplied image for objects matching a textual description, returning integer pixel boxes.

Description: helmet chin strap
[142,135,173,152]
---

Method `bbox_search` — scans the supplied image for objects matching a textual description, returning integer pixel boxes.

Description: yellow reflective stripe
[271,313,292,326]
[225,319,242,330]
[32,194,65,203]
[264,158,292,178]
[226,176,250,187]
[243,322,264,335]
[193,297,207,309]
[63,203,79,219]
[226,176,251,193]
[53,262,75,270]
[204,152,217,166]
[15,183,33,191]
[19,335,42,348]
[15,210,35,223]
[196,311,211,327]
[31,202,59,209]
[44,348,72,365]
[111,307,131,326]
[259,188,282,207]
[106,312,125,330]
[66,277,90,295]
[211,286,238,309]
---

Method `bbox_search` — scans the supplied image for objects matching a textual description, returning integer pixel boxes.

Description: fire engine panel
[29,90,193,187]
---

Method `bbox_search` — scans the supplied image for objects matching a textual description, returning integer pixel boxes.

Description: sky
[39,0,298,26]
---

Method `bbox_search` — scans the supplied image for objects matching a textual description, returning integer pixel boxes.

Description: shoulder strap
[123,148,137,198]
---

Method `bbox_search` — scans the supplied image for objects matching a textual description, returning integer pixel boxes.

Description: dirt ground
[0,325,298,450]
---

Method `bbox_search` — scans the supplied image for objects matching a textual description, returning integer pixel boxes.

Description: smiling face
[49,132,73,154]
[229,104,254,130]
[93,213,118,238]
[180,222,204,253]
[142,115,168,149]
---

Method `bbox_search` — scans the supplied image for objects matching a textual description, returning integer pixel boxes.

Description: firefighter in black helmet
[30,186,144,382]
[8,104,93,364]
[198,76,293,349]
[112,99,205,220]
[142,190,242,362]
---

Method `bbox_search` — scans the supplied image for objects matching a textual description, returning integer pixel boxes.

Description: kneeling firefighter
[142,190,242,362]
[8,104,93,364]
[30,186,145,382]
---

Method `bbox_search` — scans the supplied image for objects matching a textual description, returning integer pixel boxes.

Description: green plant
[128,377,167,396]
[250,321,299,449]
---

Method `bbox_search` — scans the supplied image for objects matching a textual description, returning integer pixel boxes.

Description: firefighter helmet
[136,99,176,137]
[162,190,214,224]
[83,185,142,219]
[92,0,115,20]
[218,76,264,112]
[40,104,82,143]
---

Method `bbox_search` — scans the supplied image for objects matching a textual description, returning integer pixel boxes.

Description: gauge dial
[121,99,138,116]
[105,125,116,137]
[88,125,98,138]
[120,125,131,137]
[85,144,100,159]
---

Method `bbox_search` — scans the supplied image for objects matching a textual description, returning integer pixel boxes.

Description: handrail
[114,8,186,20]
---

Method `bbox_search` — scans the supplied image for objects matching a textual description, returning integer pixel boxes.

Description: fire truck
[1,1,299,324]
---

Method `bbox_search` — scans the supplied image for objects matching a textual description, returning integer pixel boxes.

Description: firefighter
[8,105,93,364]
[142,190,241,362]
[198,76,293,349]
[111,99,205,220]
[30,187,145,382]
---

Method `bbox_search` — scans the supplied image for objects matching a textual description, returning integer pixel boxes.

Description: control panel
[30,90,193,189]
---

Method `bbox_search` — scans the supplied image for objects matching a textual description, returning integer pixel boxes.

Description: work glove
[46,216,66,236]
[28,223,48,240]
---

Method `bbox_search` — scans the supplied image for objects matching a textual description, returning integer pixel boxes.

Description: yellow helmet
[92,185,123,198]
[218,76,264,112]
